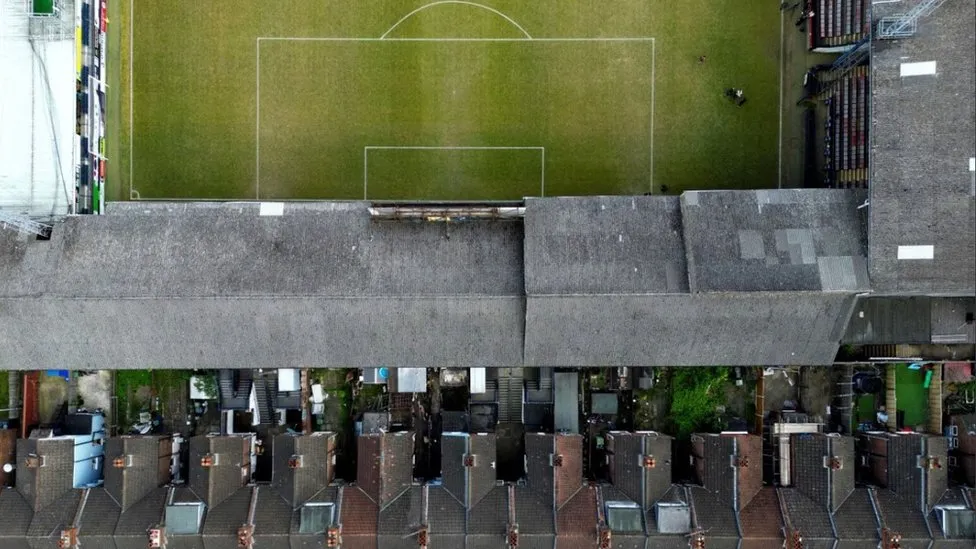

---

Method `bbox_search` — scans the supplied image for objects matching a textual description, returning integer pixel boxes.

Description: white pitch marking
[257,37,655,42]
[380,0,533,40]
[256,38,261,199]
[129,0,135,199]
[778,0,785,188]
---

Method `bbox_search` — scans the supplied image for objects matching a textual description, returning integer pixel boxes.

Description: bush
[670,368,729,438]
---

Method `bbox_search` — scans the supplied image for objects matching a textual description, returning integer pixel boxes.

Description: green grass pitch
[107,0,782,201]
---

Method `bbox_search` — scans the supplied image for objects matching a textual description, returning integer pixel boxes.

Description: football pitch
[107,1,781,201]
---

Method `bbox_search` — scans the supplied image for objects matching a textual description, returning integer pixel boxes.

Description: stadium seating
[824,65,869,188]
[811,0,869,48]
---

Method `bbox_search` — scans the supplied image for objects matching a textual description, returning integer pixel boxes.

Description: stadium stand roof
[681,189,869,292]
[0,192,870,368]
[869,0,976,295]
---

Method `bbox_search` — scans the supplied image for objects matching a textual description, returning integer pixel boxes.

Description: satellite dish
[378,367,389,379]
[2,463,13,473]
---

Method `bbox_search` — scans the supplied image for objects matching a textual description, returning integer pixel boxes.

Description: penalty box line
[255,37,655,197]
[363,146,546,200]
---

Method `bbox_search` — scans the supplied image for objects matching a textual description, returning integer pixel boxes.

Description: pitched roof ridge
[351,485,378,506]
[101,486,122,508]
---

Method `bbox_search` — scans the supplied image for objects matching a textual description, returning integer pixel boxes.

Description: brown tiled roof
[340,486,378,549]
[739,486,783,540]
[356,435,382,504]
[556,484,597,539]
[554,435,584,509]
[0,429,16,487]
[736,434,763,509]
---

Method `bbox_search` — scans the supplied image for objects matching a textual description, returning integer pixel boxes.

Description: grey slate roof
[0,201,525,369]
[104,435,169,513]
[78,487,123,540]
[681,189,869,292]
[778,489,835,540]
[26,489,82,545]
[687,486,738,537]
[868,0,976,294]
[271,432,335,509]
[0,488,33,549]
[16,437,74,512]
[189,435,248,508]
[525,292,857,366]
[832,488,878,542]
[524,196,688,295]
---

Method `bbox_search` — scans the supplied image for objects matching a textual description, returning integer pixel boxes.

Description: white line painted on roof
[897,245,934,260]
[900,61,937,77]
[259,202,284,216]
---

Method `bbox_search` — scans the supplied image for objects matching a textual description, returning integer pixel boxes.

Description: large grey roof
[868,0,976,294]
[524,196,688,295]
[524,292,856,366]
[682,190,869,292]
[0,201,524,369]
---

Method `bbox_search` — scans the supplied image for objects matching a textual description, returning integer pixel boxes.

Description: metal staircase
[253,378,272,425]
[876,0,947,39]
[497,368,524,423]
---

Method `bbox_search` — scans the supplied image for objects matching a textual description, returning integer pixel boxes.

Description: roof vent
[288,455,304,469]
[200,453,219,468]
[25,454,44,468]
[148,527,165,548]
[326,526,341,548]
[641,454,656,469]
[463,454,476,467]
[113,455,133,469]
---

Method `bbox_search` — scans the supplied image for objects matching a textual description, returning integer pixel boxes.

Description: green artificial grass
[895,364,928,428]
[110,0,780,201]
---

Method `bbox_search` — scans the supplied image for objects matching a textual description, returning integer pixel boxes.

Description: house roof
[251,486,291,538]
[525,292,856,366]
[692,433,762,510]
[26,488,82,542]
[738,486,783,541]
[78,487,123,539]
[104,435,170,513]
[778,488,835,539]
[682,189,869,292]
[874,489,932,540]
[427,485,466,535]
[554,435,584,509]
[523,195,688,295]
[0,487,33,544]
[377,484,425,549]
[188,435,248,508]
[832,488,878,542]
[16,437,74,512]
[113,486,167,537]
[791,433,855,513]
[687,486,738,537]
[201,486,252,538]
[271,432,335,509]
[555,484,597,542]
[607,431,673,510]
[868,0,976,294]
[843,296,976,344]
[339,486,378,546]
